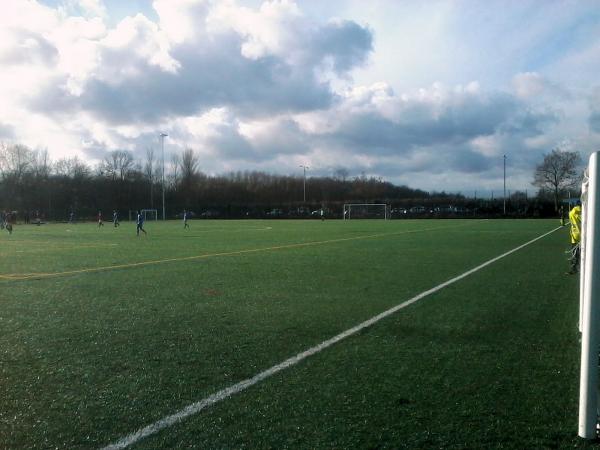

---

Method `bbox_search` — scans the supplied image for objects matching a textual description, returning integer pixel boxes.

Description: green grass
[0,218,594,449]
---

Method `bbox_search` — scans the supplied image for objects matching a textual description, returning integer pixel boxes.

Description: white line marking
[101,225,562,450]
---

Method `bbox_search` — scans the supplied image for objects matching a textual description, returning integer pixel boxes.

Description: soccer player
[183,209,189,229]
[4,211,13,234]
[98,210,104,227]
[320,208,325,221]
[113,210,120,227]
[136,210,147,236]
[568,200,582,274]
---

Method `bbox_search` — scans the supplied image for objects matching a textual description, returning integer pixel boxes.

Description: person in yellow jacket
[568,201,582,274]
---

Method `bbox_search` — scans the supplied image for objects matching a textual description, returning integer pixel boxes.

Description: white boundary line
[101,225,562,450]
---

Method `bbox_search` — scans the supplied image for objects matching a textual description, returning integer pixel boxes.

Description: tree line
[0,142,575,221]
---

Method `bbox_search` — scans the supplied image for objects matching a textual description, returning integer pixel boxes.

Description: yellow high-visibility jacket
[569,205,582,244]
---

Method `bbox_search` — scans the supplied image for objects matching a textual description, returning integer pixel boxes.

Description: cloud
[0,29,58,66]
[22,0,372,126]
[590,112,600,134]
[512,72,546,99]
[306,82,541,154]
[308,19,374,75]
[285,81,561,190]
[0,123,16,140]
[511,72,570,102]
[588,87,600,134]
[209,1,372,73]
[150,77,561,188]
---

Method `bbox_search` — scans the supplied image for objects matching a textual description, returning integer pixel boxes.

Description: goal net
[141,209,158,221]
[578,151,600,439]
[343,203,389,220]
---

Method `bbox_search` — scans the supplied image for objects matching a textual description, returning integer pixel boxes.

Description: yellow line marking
[182,226,273,233]
[0,222,479,282]
[0,240,118,248]
[4,243,119,255]
[0,272,53,279]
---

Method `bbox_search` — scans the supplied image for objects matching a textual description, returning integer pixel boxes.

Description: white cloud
[512,72,546,99]
[470,135,501,157]
[209,0,304,61]
[99,13,180,76]
[153,0,211,44]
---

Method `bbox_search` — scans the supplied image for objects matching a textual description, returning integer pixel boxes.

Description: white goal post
[343,203,390,220]
[141,209,158,221]
[579,151,600,439]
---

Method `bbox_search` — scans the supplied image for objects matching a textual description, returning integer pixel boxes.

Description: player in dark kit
[136,210,147,236]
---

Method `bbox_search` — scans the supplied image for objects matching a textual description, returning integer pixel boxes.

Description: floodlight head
[160,133,168,137]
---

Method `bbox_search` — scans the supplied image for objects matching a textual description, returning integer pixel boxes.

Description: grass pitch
[0,219,591,449]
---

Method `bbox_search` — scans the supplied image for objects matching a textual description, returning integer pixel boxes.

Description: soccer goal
[343,203,390,220]
[141,209,158,221]
[578,151,600,439]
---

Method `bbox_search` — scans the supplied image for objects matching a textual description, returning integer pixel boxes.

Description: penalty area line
[100,225,562,450]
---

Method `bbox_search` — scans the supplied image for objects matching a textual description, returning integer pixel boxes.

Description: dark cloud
[499,108,559,137]
[311,20,373,73]
[250,119,310,157]
[302,88,563,182]
[448,148,493,173]
[329,92,519,155]
[195,119,309,163]
[206,123,255,160]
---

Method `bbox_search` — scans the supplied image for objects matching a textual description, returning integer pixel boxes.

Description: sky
[1,0,600,194]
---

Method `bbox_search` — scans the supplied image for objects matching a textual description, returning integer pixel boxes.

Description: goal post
[141,209,158,221]
[579,150,600,439]
[343,203,390,220]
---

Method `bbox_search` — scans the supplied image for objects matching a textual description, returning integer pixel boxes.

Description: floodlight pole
[300,165,309,202]
[160,133,168,220]
[503,154,507,215]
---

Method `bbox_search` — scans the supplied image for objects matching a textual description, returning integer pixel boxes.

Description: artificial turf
[0,218,593,449]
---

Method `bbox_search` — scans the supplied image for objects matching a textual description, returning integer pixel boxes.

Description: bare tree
[32,149,51,179]
[0,143,34,181]
[180,148,199,183]
[334,167,349,182]
[169,153,181,188]
[533,148,581,211]
[101,150,134,181]
[54,156,90,179]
